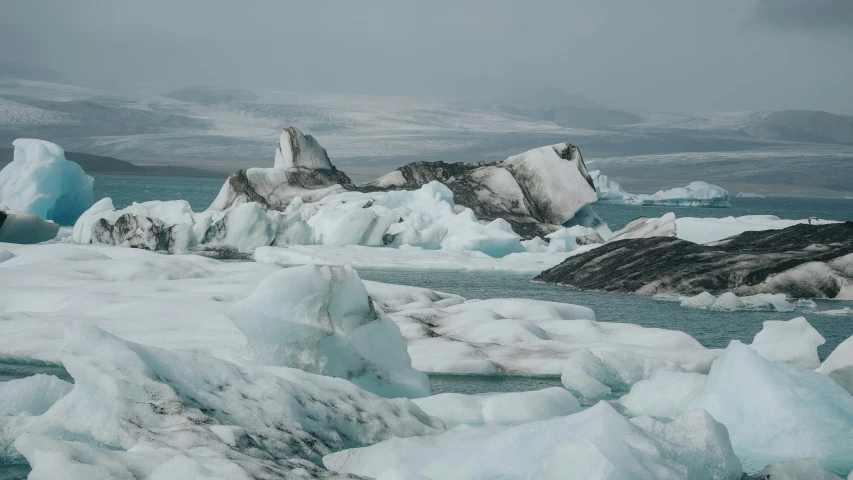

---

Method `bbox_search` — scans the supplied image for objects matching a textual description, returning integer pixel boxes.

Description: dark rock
[534,222,853,299]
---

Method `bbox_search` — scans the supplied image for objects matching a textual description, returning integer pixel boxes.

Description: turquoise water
[357,270,853,361]
[92,174,225,211]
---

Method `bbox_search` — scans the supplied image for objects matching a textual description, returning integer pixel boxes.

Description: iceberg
[619,370,707,419]
[535,222,853,299]
[209,126,351,212]
[0,211,59,244]
[750,317,825,368]
[3,324,443,477]
[227,264,430,398]
[0,139,94,225]
[689,341,853,473]
[816,307,853,316]
[411,387,581,428]
[590,170,730,207]
[366,143,600,239]
[677,291,795,312]
[323,402,743,480]
[817,335,853,395]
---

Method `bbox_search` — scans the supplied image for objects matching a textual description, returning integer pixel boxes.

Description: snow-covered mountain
[0,75,851,194]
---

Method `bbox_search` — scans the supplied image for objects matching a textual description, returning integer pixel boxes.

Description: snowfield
[0,242,852,477]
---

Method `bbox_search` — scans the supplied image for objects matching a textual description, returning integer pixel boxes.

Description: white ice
[323,402,743,480]
[677,291,795,312]
[0,139,93,225]
[0,374,72,416]
[619,370,707,419]
[818,335,853,395]
[689,340,853,473]
[411,387,580,428]
[816,307,853,316]
[0,211,59,244]
[255,243,595,273]
[559,347,711,400]
[75,181,578,258]
[608,212,677,242]
[273,126,334,170]
[2,324,443,477]
[675,215,838,244]
[227,264,430,398]
[375,291,718,376]
[0,242,651,379]
[756,459,845,480]
[591,171,730,208]
[750,317,825,368]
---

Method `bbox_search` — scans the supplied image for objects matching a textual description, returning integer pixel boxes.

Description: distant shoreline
[0,148,228,179]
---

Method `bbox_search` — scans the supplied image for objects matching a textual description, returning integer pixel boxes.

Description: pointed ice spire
[273,127,333,170]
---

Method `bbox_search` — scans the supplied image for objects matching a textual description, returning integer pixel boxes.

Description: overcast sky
[2,0,851,114]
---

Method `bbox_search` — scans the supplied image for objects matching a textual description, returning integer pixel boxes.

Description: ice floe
[750,317,825,368]
[0,211,59,244]
[2,324,443,477]
[816,307,853,316]
[323,402,743,480]
[689,341,853,473]
[0,139,93,225]
[227,264,429,398]
[677,291,795,312]
[411,387,580,427]
[818,335,853,395]
[619,370,707,419]
[376,293,717,377]
[255,243,596,273]
[591,170,730,207]
[754,459,846,480]
[0,374,71,416]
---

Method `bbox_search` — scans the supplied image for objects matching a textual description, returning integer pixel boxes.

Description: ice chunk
[689,341,853,472]
[677,291,795,312]
[0,211,59,244]
[755,459,845,480]
[5,324,442,474]
[608,212,677,242]
[619,370,707,418]
[795,299,817,309]
[816,307,853,316]
[750,317,825,368]
[411,387,581,427]
[227,264,430,398]
[273,126,334,170]
[0,139,94,225]
[590,171,730,208]
[817,335,853,395]
[323,402,743,480]
[560,348,686,400]
[637,181,731,207]
[0,374,72,416]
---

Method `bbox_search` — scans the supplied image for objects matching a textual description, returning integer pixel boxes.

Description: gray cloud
[751,0,853,33]
[1,0,852,114]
